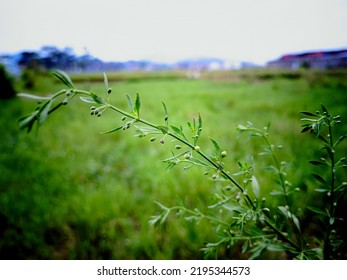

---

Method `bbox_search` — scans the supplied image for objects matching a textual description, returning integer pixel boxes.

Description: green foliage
[14,71,346,260]
[0,69,344,259]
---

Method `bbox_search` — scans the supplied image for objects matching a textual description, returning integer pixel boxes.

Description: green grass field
[1,69,346,259]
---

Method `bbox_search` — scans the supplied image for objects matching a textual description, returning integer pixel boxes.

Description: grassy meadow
[1,69,346,259]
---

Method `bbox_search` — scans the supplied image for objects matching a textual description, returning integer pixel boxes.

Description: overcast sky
[1,0,346,64]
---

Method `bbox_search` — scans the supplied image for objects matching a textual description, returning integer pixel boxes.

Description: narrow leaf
[101,125,124,134]
[312,173,326,185]
[17,93,51,101]
[309,160,328,167]
[80,96,97,104]
[307,206,329,216]
[90,92,106,104]
[210,138,221,157]
[321,104,329,115]
[334,134,347,147]
[126,94,133,111]
[292,214,301,233]
[162,101,168,125]
[186,157,210,167]
[19,113,37,132]
[135,93,141,117]
[39,99,53,124]
[300,125,312,133]
[170,125,182,135]
[300,111,318,117]
[251,175,260,198]
[157,125,169,134]
[103,72,109,92]
[163,151,188,162]
[52,70,74,88]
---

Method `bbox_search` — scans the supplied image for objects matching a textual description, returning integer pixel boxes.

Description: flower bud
[107,88,112,94]
[184,153,191,159]
[121,116,126,121]
[175,145,182,150]
[149,137,156,142]
[160,138,165,144]
[221,151,227,158]
[194,146,200,152]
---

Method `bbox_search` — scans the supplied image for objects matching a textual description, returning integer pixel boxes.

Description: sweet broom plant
[18,71,346,259]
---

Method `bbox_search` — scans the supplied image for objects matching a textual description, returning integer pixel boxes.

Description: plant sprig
[18,71,346,259]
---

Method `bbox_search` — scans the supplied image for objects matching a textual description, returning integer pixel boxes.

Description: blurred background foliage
[0,67,346,259]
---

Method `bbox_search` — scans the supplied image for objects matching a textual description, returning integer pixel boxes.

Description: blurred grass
[0,69,346,259]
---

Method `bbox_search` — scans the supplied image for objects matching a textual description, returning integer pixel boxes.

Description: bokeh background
[1,0,346,259]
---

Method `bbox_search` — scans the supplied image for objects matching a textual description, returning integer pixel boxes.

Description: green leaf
[210,138,221,159]
[334,134,347,147]
[162,101,169,125]
[292,214,301,233]
[52,70,74,88]
[80,96,97,104]
[170,125,188,141]
[39,99,53,124]
[300,111,318,117]
[126,94,133,111]
[187,121,194,132]
[134,125,161,135]
[163,151,189,162]
[135,93,141,117]
[90,92,106,104]
[170,125,181,135]
[312,173,326,185]
[17,93,51,101]
[307,206,328,216]
[309,160,328,167]
[101,125,124,134]
[251,175,260,198]
[270,190,284,196]
[157,125,169,134]
[186,157,210,168]
[300,125,312,133]
[321,104,329,115]
[19,113,37,132]
[103,72,109,92]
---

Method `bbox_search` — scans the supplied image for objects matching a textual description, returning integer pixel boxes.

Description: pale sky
[1,0,346,64]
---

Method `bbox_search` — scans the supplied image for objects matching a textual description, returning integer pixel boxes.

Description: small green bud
[149,137,156,142]
[262,197,266,203]
[97,112,102,117]
[160,138,165,144]
[66,90,71,96]
[107,88,112,94]
[121,116,126,121]
[194,146,200,152]
[90,106,96,111]
[175,145,182,150]
[221,151,227,158]
[164,116,168,121]
[212,174,217,180]
[62,98,69,105]
[184,153,191,159]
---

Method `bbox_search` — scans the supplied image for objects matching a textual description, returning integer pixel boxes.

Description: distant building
[267,49,347,70]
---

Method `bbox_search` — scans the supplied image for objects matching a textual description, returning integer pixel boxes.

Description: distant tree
[0,64,16,99]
